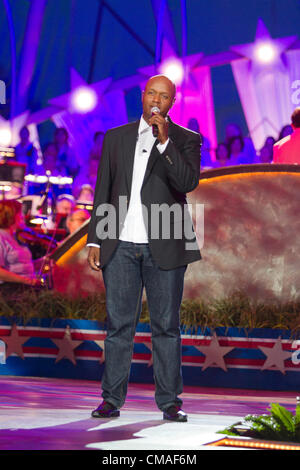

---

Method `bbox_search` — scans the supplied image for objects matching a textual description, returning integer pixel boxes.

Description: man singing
[87,74,201,422]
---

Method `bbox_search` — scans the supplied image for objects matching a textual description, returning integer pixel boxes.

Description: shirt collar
[138,115,151,135]
[138,114,169,135]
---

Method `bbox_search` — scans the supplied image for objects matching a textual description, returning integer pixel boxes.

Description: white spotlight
[160,58,184,85]
[0,128,12,146]
[71,86,98,113]
[255,42,277,64]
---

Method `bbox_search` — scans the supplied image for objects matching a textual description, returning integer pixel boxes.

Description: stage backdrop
[50,164,300,304]
[185,164,300,303]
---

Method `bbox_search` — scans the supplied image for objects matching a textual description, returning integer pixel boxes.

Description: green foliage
[0,288,300,335]
[0,288,107,324]
[219,403,300,443]
[180,291,300,336]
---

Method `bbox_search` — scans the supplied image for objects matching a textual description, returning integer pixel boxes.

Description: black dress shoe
[91,400,120,418]
[163,405,188,422]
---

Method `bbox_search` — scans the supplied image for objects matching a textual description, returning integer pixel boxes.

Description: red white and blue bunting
[1,319,300,391]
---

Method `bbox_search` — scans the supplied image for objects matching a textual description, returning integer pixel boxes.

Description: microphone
[151,106,160,138]
[37,177,51,211]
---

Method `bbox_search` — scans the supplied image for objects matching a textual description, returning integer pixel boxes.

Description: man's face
[142,76,175,122]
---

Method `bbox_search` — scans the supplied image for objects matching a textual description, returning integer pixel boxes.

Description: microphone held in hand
[151,106,160,137]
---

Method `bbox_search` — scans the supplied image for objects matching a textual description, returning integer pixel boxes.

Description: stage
[0,376,298,452]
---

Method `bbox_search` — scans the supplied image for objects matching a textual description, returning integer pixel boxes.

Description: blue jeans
[101,240,187,411]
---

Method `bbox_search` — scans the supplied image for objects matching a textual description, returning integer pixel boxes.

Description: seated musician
[0,200,43,291]
[66,208,90,235]
[54,194,76,231]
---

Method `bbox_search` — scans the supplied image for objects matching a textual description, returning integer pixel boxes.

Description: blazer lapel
[141,138,160,188]
[123,120,139,194]
[141,117,176,189]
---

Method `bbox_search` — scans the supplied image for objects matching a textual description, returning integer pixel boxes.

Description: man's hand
[88,246,101,271]
[149,113,169,144]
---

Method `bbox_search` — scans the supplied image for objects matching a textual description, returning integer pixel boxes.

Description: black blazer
[87,117,202,270]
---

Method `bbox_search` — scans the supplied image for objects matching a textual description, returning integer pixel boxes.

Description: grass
[0,288,300,336]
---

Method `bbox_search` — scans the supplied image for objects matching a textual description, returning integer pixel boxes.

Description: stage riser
[0,317,299,391]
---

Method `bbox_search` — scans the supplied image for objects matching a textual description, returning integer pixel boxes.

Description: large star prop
[230,18,297,74]
[259,337,292,375]
[0,323,30,360]
[51,325,83,365]
[48,68,111,113]
[138,38,203,91]
[195,333,234,372]
[0,111,30,146]
[27,67,142,129]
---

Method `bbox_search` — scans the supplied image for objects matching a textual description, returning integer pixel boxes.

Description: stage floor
[0,375,298,451]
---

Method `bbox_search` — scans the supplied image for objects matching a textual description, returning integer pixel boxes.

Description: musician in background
[76,184,94,204]
[42,143,58,175]
[14,126,40,175]
[273,108,300,164]
[0,200,42,291]
[5,183,23,200]
[54,194,76,231]
[73,132,104,192]
[53,128,79,178]
[66,208,90,235]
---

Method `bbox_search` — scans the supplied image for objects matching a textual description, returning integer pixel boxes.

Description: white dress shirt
[88,116,169,247]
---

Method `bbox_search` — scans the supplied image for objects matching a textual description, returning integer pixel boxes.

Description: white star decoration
[230,18,297,74]
[195,333,234,372]
[0,111,30,146]
[51,325,83,365]
[48,68,111,113]
[138,38,203,91]
[0,324,294,377]
[0,323,30,360]
[259,337,292,375]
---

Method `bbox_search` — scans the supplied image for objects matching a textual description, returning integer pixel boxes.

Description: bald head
[146,74,176,99]
[142,74,176,122]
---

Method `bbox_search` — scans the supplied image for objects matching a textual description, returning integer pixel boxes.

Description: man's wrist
[157,138,169,153]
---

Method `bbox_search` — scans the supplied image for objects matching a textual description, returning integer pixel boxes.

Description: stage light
[49,176,73,185]
[0,147,14,159]
[71,86,98,113]
[0,128,12,147]
[255,42,277,64]
[30,216,47,225]
[160,58,184,85]
[207,437,300,450]
[0,184,12,192]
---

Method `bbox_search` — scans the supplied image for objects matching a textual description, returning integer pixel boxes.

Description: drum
[24,174,73,199]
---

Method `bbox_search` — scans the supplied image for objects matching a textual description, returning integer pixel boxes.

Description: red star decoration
[51,325,83,365]
[0,323,30,360]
